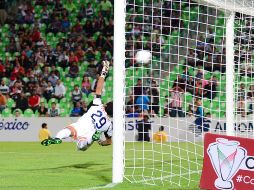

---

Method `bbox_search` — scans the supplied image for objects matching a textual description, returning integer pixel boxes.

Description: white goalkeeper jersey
[76,98,112,137]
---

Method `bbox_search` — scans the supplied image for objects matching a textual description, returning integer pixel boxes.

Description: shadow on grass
[20,162,105,171]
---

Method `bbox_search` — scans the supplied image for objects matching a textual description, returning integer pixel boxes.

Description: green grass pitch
[0,142,202,190]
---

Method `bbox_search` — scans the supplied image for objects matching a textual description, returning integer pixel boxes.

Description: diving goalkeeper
[41,61,112,151]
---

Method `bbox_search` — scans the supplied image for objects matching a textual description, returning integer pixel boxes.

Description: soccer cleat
[101,60,110,78]
[41,138,62,146]
[92,131,101,141]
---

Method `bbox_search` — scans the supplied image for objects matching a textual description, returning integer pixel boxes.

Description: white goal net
[121,0,254,188]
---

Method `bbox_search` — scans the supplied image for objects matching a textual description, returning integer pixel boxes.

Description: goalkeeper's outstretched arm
[95,61,109,96]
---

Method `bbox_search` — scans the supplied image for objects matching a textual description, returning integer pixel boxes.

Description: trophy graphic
[207,138,246,190]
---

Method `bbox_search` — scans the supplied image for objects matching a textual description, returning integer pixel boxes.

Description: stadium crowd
[0,0,113,117]
[0,0,253,119]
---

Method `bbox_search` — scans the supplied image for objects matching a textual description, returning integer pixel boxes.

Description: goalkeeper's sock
[56,128,72,139]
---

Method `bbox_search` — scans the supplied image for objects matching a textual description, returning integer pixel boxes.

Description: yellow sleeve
[152,133,156,141]
[162,132,168,142]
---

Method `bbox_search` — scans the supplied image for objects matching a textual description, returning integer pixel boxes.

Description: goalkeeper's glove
[92,131,101,141]
[100,60,110,78]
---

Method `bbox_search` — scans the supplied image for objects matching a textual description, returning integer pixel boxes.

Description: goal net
[119,0,254,188]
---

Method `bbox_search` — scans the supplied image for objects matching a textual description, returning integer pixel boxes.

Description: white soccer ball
[135,50,151,64]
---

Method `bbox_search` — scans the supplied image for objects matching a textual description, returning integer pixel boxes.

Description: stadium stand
[125,0,229,118]
[0,0,113,117]
[0,0,252,118]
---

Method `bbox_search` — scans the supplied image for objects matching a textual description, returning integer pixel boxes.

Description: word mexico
[0,119,29,130]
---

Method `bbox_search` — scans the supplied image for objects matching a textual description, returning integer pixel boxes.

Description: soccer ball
[135,50,151,64]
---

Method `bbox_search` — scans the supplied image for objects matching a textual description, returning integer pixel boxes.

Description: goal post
[112,0,125,184]
[112,0,254,187]
[226,12,235,136]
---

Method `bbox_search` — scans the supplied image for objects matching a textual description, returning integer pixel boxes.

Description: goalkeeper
[41,61,112,150]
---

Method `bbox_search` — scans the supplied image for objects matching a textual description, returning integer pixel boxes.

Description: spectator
[181,67,190,82]
[70,102,83,117]
[13,92,28,112]
[71,85,82,105]
[187,103,195,118]
[136,92,150,114]
[163,95,171,117]
[49,16,62,34]
[41,6,50,24]
[0,91,7,112]
[137,115,151,141]
[39,123,51,141]
[12,62,25,78]
[61,16,70,32]
[83,20,94,37]
[58,50,69,71]
[187,48,198,67]
[43,81,54,101]
[186,76,195,94]
[126,95,135,114]
[86,3,94,18]
[48,102,60,117]
[0,79,9,96]
[195,112,211,132]
[86,47,95,63]
[50,66,60,78]
[237,83,246,101]
[0,60,6,78]
[96,35,106,48]
[148,80,159,115]
[194,98,203,117]
[67,62,79,78]
[48,72,59,87]
[169,86,184,117]
[53,79,66,101]
[153,126,168,143]
[10,82,22,100]
[172,75,185,91]
[28,91,40,112]
[72,20,83,33]
[75,45,85,62]
[247,85,254,114]
[237,96,246,117]
[204,80,217,99]
[80,101,88,115]
[100,0,112,16]
[34,82,43,97]
[69,51,79,64]
[126,106,140,118]
[194,79,203,98]
[31,27,41,42]
[38,102,48,117]
[133,79,146,101]
[81,76,91,97]
[14,109,21,117]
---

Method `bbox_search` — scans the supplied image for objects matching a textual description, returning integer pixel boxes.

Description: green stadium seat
[7,98,15,108]
[60,98,68,108]
[48,98,58,105]
[2,108,11,117]
[24,109,34,117]
[60,108,69,117]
